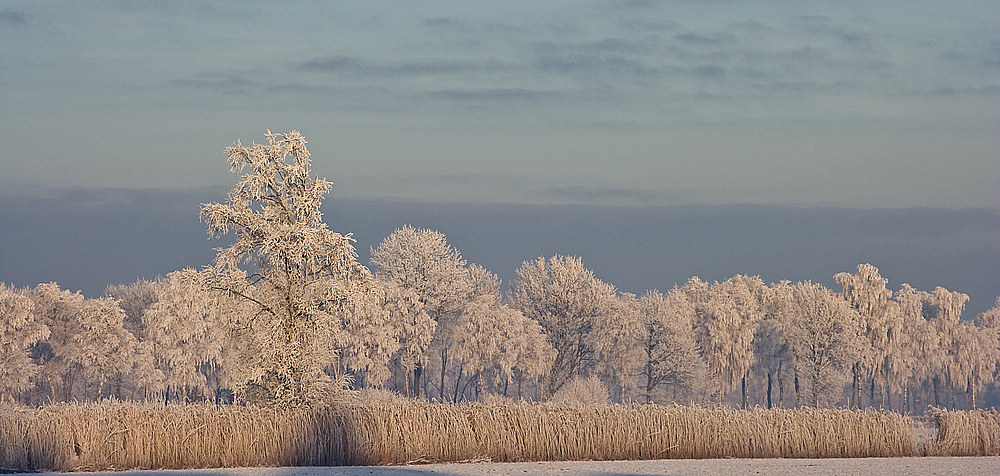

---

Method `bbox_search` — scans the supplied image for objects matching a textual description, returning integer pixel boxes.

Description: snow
[11,457,999,476]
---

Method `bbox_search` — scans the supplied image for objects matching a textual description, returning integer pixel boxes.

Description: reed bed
[931,408,1000,456]
[0,402,344,471]
[1,401,979,472]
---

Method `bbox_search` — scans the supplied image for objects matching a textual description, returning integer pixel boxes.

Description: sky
[0,1,998,315]
[1,0,997,207]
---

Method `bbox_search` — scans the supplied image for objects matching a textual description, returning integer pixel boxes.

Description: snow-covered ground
[13,457,999,476]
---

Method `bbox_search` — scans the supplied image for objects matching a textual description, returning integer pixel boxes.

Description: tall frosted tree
[783,281,863,408]
[834,264,893,408]
[510,255,620,398]
[26,282,88,402]
[73,296,137,400]
[1,283,49,402]
[927,286,970,408]
[378,281,435,396]
[695,275,766,408]
[140,269,223,402]
[370,225,472,399]
[756,280,795,409]
[972,299,1000,408]
[894,283,938,412]
[634,289,706,404]
[201,130,381,405]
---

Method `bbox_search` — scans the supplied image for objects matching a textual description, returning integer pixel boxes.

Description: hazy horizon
[2,185,996,317]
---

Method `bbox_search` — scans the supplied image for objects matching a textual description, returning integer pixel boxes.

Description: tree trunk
[452,363,464,403]
[852,364,860,408]
[767,372,773,409]
[794,369,800,408]
[777,360,784,408]
[413,364,422,399]
[870,378,876,409]
[439,349,448,401]
[741,374,748,409]
[969,377,976,410]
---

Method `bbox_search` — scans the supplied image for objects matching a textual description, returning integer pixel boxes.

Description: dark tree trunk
[767,372,773,409]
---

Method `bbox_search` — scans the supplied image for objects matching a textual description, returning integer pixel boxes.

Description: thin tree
[370,225,472,400]
[783,281,863,408]
[634,289,706,404]
[695,275,766,408]
[0,283,49,402]
[510,255,620,398]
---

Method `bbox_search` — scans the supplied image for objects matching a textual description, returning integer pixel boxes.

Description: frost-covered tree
[590,293,644,402]
[783,281,863,407]
[634,289,706,404]
[1,283,49,402]
[893,283,937,412]
[201,130,381,405]
[973,299,1000,408]
[694,275,766,408]
[26,282,87,402]
[370,225,473,399]
[510,255,620,398]
[72,296,137,400]
[452,265,555,401]
[927,286,970,408]
[835,264,893,408]
[378,281,435,396]
[756,280,796,409]
[139,269,223,402]
[25,283,136,402]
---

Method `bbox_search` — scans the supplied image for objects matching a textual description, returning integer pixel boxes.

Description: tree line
[2,131,998,410]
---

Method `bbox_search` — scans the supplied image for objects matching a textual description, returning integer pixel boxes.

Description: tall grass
[3,401,985,472]
[931,408,1000,456]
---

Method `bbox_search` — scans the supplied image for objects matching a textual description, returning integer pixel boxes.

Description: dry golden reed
[5,401,986,472]
[931,408,1000,456]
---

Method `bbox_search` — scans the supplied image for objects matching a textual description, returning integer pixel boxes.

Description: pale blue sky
[1,0,998,207]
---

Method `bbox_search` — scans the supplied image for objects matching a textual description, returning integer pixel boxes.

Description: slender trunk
[452,363,464,403]
[812,365,821,408]
[741,374,748,409]
[852,364,860,408]
[767,372,773,409]
[47,375,57,404]
[793,369,800,408]
[870,378,876,409]
[969,377,976,410]
[776,360,784,408]
[439,349,448,401]
[879,374,886,409]
[413,364,422,399]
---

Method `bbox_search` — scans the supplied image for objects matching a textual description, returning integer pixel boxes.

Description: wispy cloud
[0,10,26,26]
[298,56,519,77]
[424,88,559,102]
[169,76,259,94]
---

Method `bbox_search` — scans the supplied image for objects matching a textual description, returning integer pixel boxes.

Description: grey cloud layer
[278,11,967,107]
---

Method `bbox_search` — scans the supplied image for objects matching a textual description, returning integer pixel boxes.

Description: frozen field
[14,457,999,476]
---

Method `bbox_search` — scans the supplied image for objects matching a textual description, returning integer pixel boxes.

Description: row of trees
[2,131,998,410]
